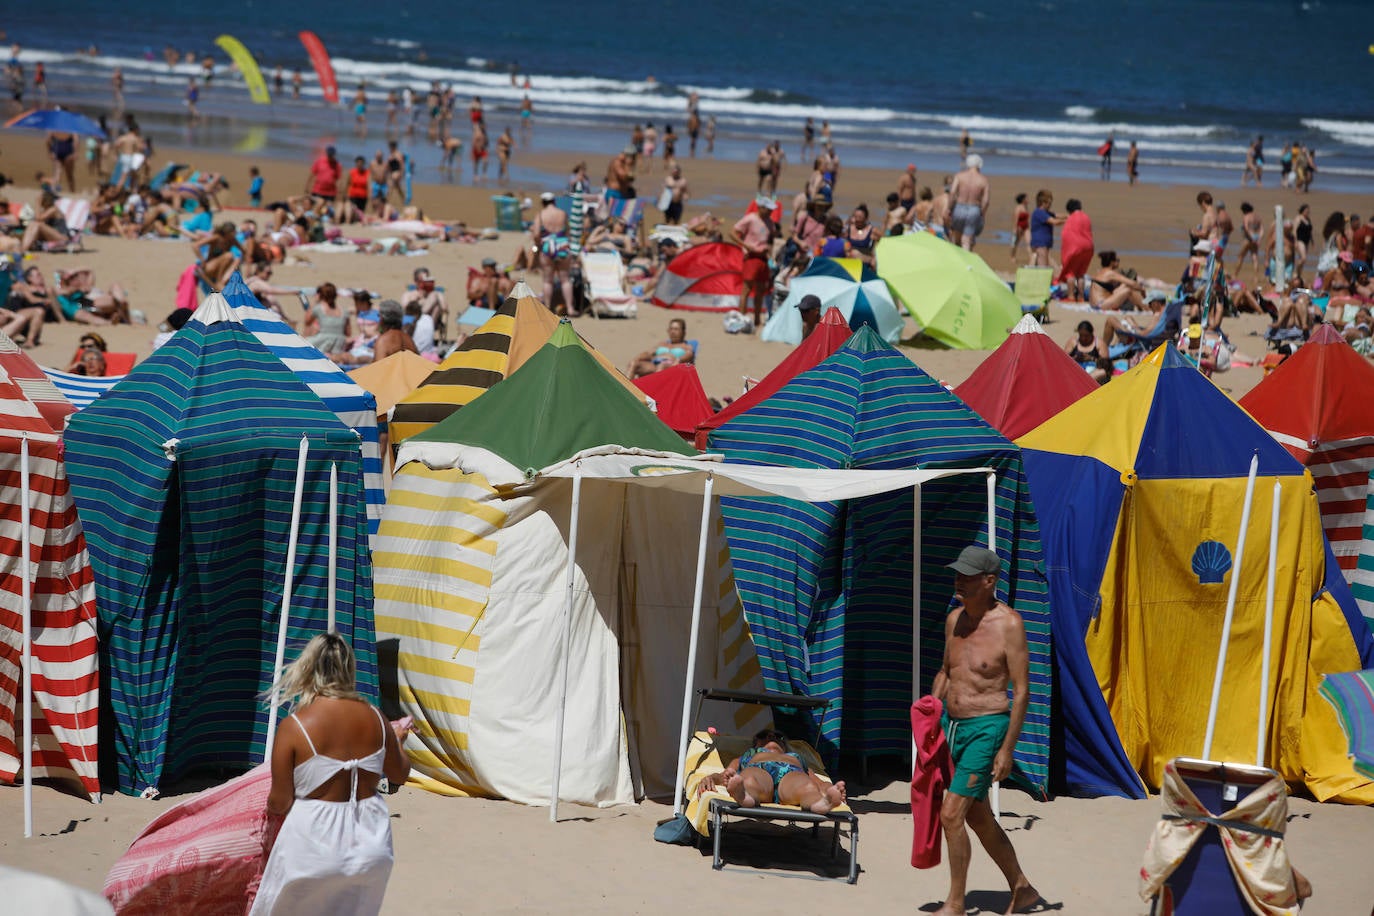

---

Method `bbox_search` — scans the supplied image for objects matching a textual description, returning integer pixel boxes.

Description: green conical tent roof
[412,320,694,473]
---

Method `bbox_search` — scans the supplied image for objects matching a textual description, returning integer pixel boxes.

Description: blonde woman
[251,633,411,916]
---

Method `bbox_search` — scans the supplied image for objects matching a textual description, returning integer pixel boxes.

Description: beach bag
[1317,237,1340,275]
[722,310,752,335]
[652,813,697,846]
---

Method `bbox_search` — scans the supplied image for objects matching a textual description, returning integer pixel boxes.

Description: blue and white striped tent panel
[43,367,123,409]
[231,308,385,541]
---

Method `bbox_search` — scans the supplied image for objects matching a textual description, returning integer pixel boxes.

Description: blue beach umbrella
[761,257,903,345]
[4,107,108,138]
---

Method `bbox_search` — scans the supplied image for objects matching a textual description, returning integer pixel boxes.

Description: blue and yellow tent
[65,293,376,796]
[1019,344,1374,803]
[707,325,1052,796]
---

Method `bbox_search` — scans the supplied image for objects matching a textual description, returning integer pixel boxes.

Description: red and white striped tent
[650,242,744,311]
[0,362,99,801]
[1240,324,1374,627]
[0,330,74,432]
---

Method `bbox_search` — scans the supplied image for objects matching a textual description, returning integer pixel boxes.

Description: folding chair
[1014,267,1053,321]
[1109,298,1185,363]
[580,251,638,318]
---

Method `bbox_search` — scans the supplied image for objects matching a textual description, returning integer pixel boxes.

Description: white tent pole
[985,472,997,552]
[672,473,715,817]
[911,485,922,773]
[266,435,311,760]
[550,464,583,823]
[1274,206,1285,282]
[327,462,338,634]
[20,434,33,839]
[1203,452,1259,760]
[1257,480,1280,766]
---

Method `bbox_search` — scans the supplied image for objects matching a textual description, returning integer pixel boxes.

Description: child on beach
[1010,193,1029,263]
[248,166,263,208]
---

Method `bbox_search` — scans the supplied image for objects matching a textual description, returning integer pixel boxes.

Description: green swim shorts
[941,710,1010,801]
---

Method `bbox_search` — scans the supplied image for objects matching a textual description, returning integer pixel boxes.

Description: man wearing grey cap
[796,293,822,340]
[930,545,1041,915]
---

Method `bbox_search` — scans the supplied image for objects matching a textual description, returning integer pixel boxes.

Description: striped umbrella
[762,257,904,345]
[1319,669,1374,779]
[42,367,123,410]
[64,292,376,796]
[706,325,1052,794]
[222,272,385,542]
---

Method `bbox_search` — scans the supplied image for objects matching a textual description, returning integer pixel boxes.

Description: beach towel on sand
[103,764,281,915]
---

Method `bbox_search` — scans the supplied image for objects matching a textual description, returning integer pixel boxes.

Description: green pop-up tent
[64,293,376,796]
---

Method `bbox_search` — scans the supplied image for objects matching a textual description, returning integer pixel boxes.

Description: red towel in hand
[911,695,951,868]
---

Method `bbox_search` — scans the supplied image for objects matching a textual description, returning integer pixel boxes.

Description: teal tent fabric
[64,295,376,796]
[706,326,1051,796]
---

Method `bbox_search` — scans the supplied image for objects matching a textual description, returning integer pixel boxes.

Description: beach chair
[148,162,189,193]
[679,689,859,884]
[491,195,523,232]
[1109,298,1185,362]
[1142,758,1301,916]
[1014,267,1053,321]
[580,251,638,319]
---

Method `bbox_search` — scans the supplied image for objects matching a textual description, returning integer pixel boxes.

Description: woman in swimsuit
[1088,251,1146,312]
[1293,204,1313,271]
[1009,193,1029,262]
[626,317,695,377]
[1065,319,1108,383]
[695,729,846,814]
[48,130,77,192]
[844,204,877,267]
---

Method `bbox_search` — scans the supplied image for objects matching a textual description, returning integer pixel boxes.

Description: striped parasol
[1319,669,1374,779]
[63,292,376,796]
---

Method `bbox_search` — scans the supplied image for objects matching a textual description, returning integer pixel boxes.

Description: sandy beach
[2,123,1374,914]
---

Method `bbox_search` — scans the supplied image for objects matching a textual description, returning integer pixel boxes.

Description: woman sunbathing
[695,728,846,814]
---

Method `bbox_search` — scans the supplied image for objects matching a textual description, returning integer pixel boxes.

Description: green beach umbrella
[876,231,1021,349]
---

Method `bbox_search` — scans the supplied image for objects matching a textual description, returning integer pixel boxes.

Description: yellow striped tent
[376,323,767,806]
[388,283,646,445]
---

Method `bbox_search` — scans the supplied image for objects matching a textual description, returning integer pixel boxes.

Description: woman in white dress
[251,633,411,915]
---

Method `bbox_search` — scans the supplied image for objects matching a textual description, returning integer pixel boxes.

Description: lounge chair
[581,251,638,319]
[1109,297,1185,362]
[680,688,859,884]
[1014,267,1053,321]
[1141,758,1302,915]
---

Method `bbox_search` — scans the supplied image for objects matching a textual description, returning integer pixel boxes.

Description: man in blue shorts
[931,546,1043,915]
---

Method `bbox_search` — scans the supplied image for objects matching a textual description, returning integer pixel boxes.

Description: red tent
[1239,323,1374,587]
[634,364,713,441]
[954,314,1098,441]
[0,331,74,432]
[651,242,743,312]
[695,307,851,449]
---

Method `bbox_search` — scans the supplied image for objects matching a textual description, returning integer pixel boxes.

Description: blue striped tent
[63,292,376,796]
[705,325,1051,796]
[222,272,384,542]
[43,367,122,409]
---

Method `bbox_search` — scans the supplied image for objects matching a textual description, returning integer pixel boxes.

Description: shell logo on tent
[1191,540,1232,584]
[630,463,693,477]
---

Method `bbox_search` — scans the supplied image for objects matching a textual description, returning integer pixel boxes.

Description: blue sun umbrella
[1319,669,1374,779]
[761,257,903,345]
[4,108,108,138]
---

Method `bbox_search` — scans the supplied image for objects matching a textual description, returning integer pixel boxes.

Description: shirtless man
[931,546,1042,916]
[605,150,632,202]
[930,178,953,238]
[947,155,990,250]
[531,192,575,315]
[369,152,389,216]
[1194,191,1218,247]
[400,268,450,336]
[896,163,917,215]
[755,143,773,194]
[663,164,689,225]
[112,122,147,189]
[496,127,514,182]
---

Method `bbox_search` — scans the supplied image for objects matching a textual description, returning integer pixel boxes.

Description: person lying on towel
[695,728,845,814]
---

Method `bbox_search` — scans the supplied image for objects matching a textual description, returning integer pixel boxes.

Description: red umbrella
[695,307,851,449]
[634,364,713,441]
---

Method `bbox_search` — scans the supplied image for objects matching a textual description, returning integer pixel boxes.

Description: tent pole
[327,462,338,633]
[550,465,584,823]
[1257,480,1280,766]
[672,473,715,817]
[911,485,922,774]
[985,472,996,552]
[20,434,32,839]
[266,435,311,761]
[1203,452,1259,760]
[1273,206,1285,283]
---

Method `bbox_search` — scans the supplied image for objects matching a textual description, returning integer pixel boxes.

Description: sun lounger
[581,251,638,318]
[1108,297,1184,362]
[680,688,859,883]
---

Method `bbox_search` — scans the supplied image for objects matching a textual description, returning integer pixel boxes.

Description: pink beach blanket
[103,765,282,915]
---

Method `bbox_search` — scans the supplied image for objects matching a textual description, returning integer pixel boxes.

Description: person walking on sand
[1242,135,1264,187]
[1127,141,1139,186]
[185,78,199,124]
[1098,131,1114,180]
[802,117,815,161]
[897,163,917,217]
[111,67,125,115]
[496,126,514,182]
[930,546,1044,916]
[687,107,700,158]
[947,155,990,251]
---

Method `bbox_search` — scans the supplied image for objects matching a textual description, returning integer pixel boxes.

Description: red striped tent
[0,330,74,432]
[1240,324,1374,619]
[651,242,744,311]
[0,363,99,800]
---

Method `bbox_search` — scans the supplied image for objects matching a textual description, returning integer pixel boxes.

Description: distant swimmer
[960,128,972,158]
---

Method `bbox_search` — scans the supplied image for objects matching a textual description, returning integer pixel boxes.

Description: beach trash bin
[492,195,522,232]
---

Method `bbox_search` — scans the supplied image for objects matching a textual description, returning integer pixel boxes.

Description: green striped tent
[705,325,1051,796]
[64,293,376,796]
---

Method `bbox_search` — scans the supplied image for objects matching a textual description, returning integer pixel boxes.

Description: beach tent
[222,272,385,541]
[633,364,713,440]
[651,243,744,312]
[954,314,1099,441]
[693,307,852,450]
[1018,343,1374,803]
[0,364,99,804]
[376,321,775,806]
[876,232,1021,350]
[703,325,1053,795]
[41,369,122,411]
[1239,324,1374,633]
[64,293,377,796]
[761,258,904,345]
[0,331,74,431]
[347,351,436,418]
[389,282,645,444]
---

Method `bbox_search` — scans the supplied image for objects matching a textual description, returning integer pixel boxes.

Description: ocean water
[6,0,1374,191]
